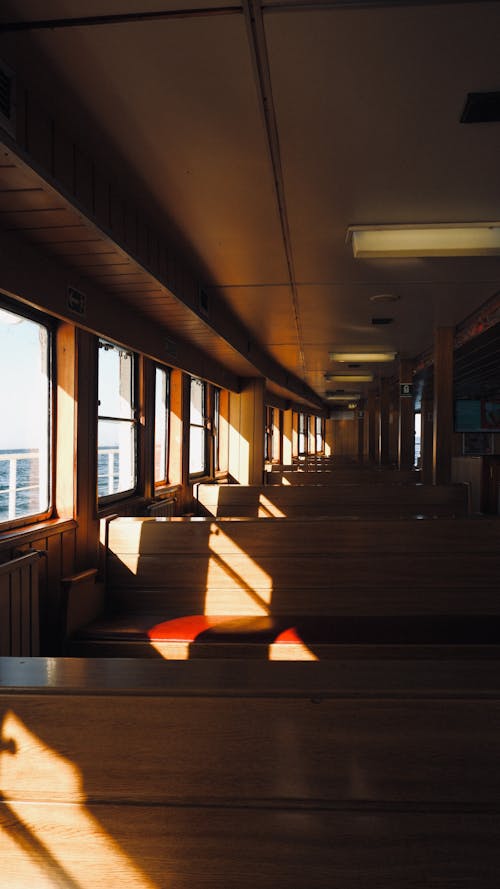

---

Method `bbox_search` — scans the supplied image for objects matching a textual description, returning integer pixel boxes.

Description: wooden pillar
[357,409,365,463]
[421,395,434,484]
[218,389,230,475]
[282,408,293,464]
[169,370,190,509]
[367,389,377,463]
[379,377,391,465]
[308,416,315,455]
[433,326,454,484]
[75,329,98,569]
[398,359,415,470]
[228,378,265,484]
[324,417,334,457]
[292,411,299,458]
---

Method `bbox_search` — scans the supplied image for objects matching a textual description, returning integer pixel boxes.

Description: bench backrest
[196,482,469,517]
[103,516,500,616]
[268,468,423,484]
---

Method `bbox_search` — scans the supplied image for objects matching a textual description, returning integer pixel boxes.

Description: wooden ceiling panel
[215,284,299,347]
[2,8,289,287]
[2,2,500,406]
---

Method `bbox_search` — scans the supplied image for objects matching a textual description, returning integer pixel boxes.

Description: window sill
[153,483,182,498]
[0,517,78,552]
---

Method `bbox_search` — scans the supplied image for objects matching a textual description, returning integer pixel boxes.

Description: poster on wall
[462,432,493,456]
[481,401,500,430]
[455,399,500,431]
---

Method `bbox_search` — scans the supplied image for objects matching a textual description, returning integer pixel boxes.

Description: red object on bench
[76,613,500,647]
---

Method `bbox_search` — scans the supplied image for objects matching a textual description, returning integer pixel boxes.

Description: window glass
[189,377,206,475]
[265,406,273,462]
[315,416,324,453]
[272,410,281,462]
[0,304,51,524]
[190,376,204,425]
[154,366,170,486]
[298,412,307,455]
[98,339,136,499]
[213,388,220,472]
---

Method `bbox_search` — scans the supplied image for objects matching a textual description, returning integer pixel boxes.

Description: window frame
[153,364,171,489]
[213,386,221,474]
[315,416,325,454]
[189,376,209,478]
[298,412,309,456]
[97,337,138,505]
[0,295,55,532]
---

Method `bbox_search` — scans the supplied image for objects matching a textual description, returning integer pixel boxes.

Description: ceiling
[1,0,500,407]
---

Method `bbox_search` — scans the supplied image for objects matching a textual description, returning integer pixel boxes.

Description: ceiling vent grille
[0,61,15,136]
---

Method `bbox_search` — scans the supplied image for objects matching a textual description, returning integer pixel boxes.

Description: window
[213,387,221,473]
[189,377,207,475]
[315,416,324,454]
[0,300,52,526]
[264,406,274,462]
[273,410,282,463]
[154,366,170,486]
[298,412,308,456]
[98,339,137,500]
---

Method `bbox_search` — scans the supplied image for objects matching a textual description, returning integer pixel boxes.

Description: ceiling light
[329,351,396,363]
[369,293,399,303]
[325,392,361,401]
[347,223,500,257]
[325,373,373,383]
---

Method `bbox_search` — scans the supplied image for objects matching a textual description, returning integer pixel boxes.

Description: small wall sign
[400,383,414,398]
[67,287,86,317]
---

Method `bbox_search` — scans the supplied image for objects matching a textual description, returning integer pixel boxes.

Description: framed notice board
[462,432,493,456]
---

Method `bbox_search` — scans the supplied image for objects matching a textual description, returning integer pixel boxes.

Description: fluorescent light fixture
[347,223,500,258]
[326,373,373,383]
[329,351,396,363]
[325,392,361,401]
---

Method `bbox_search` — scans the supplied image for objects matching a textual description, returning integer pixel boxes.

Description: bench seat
[68,612,500,659]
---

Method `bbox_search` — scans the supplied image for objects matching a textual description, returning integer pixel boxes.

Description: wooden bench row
[267,467,422,484]
[64,515,500,658]
[195,481,469,517]
[2,655,500,887]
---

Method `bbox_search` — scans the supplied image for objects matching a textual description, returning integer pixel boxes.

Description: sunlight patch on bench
[258,495,286,518]
[1,711,159,888]
[205,526,272,615]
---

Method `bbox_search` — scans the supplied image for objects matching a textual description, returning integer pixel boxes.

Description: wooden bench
[267,467,422,484]
[2,655,500,887]
[195,481,469,517]
[63,515,500,658]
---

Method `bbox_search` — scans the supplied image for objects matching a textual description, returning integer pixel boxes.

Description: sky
[0,311,48,451]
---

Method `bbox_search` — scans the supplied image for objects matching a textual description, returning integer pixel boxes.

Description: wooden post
[357,409,365,463]
[398,358,415,470]
[282,409,293,464]
[379,377,391,465]
[433,326,454,485]
[421,394,434,484]
[228,378,265,484]
[367,389,377,464]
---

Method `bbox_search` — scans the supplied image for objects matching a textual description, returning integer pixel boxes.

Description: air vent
[0,61,15,136]
[371,317,394,325]
[461,91,500,124]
